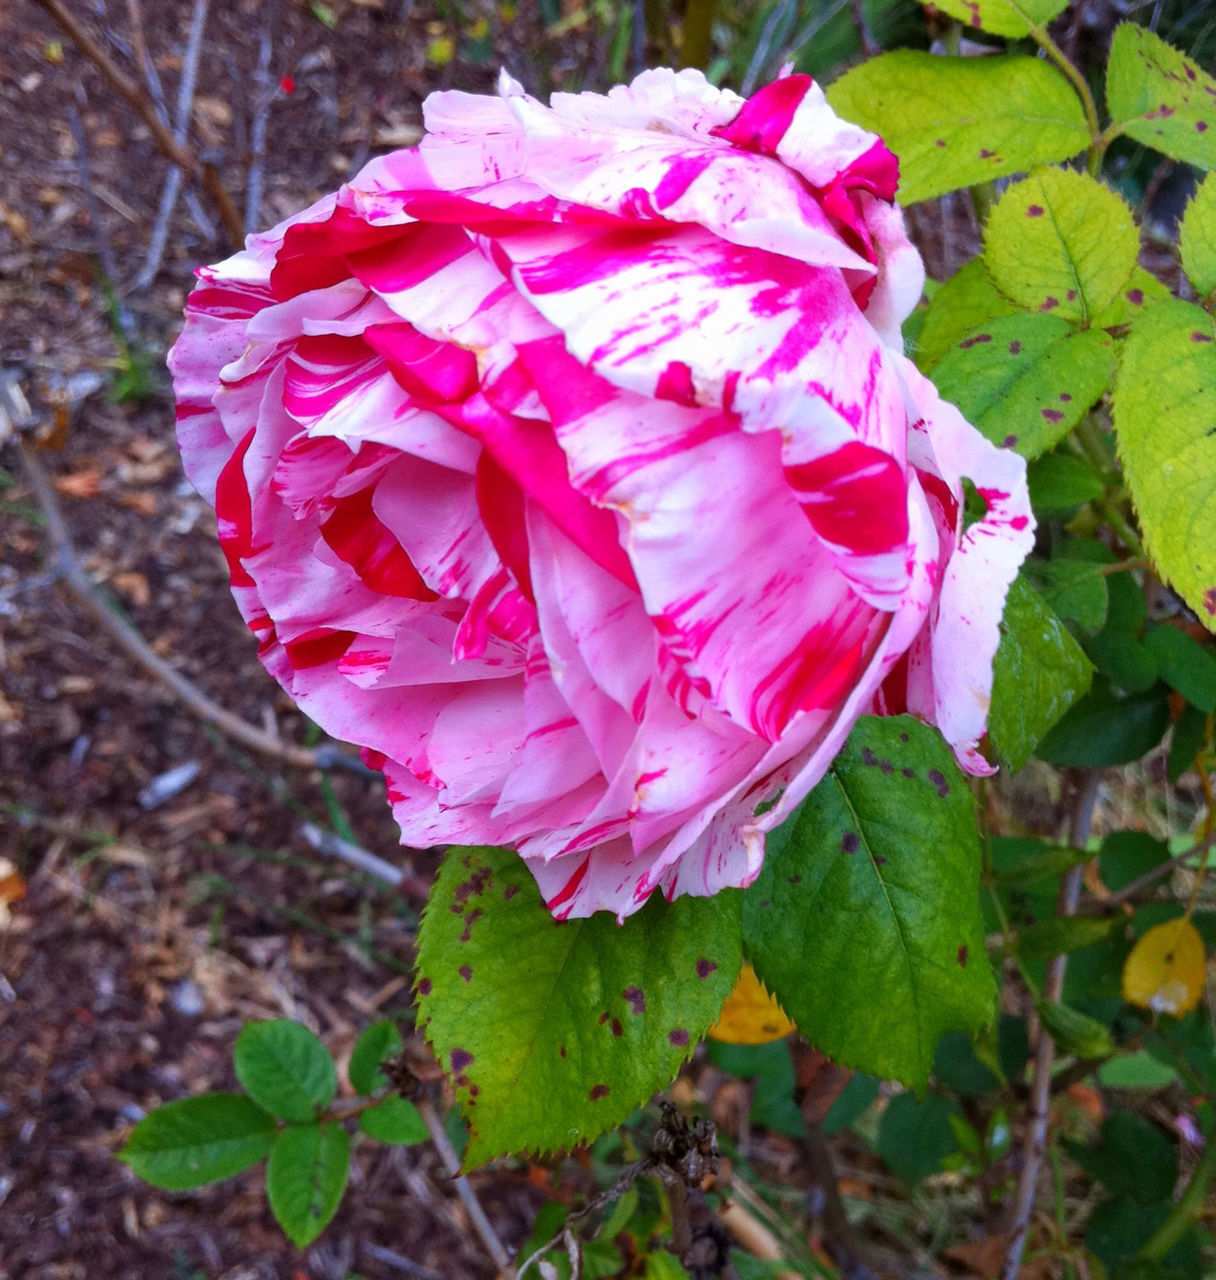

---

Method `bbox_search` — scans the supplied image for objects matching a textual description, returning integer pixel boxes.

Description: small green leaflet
[415,847,740,1166]
[118,1093,276,1191]
[742,717,995,1090]
[233,1020,337,1123]
[916,0,1066,39]
[266,1122,350,1249]
[929,315,1114,459]
[359,1096,429,1145]
[983,169,1138,325]
[989,575,1093,772]
[348,1020,403,1095]
[827,53,1088,204]
[1106,23,1216,171]
[914,259,1017,373]
[1180,173,1216,300]
[1142,626,1216,713]
[1089,266,1170,329]
[1113,299,1216,633]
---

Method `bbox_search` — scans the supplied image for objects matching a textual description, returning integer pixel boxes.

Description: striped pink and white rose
[170,69,1033,920]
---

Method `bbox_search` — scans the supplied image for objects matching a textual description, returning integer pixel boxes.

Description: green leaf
[875,1091,961,1182]
[1036,678,1170,766]
[916,0,1066,38]
[1180,173,1216,300]
[118,1093,276,1191]
[1026,556,1109,632]
[1037,999,1115,1059]
[349,1020,403,1095]
[1087,1196,1204,1274]
[1017,913,1120,959]
[644,1253,692,1279]
[1087,629,1159,694]
[933,1032,1000,1096]
[1142,626,1216,713]
[1091,266,1172,329]
[742,716,995,1089]
[359,1096,429,1145]
[1168,703,1208,783]
[988,575,1094,772]
[989,839,1093,888]
[827,53,1089,204]
[1098,1052,1179,1089]
[1065,1112,1178,1204]
[1113,299,1216,632]
[415,847,741,1166]
[914,259,1019,373]
[984,168,1139,325]
[1027,450,1106,514]
[233,1020,337,1123]
[1106,23,1216,171]
[266,1122,349,1248]
[929,316,1115,459]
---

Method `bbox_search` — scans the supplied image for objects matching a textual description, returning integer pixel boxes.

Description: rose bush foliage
[170,68,1033,919]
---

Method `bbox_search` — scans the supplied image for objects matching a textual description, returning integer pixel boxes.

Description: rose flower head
[170,69,1034,920]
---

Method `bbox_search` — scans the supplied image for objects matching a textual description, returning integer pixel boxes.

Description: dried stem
[1000,771,1101,1280]
[16,437,321,770]
[416,1098,514,1276]
[30,0,243,246]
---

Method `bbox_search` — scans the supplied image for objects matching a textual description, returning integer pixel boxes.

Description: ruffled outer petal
[170,65,1032,922]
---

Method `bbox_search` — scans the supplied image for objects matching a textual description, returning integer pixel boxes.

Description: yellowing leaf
[1122,917,1207,1017]
[708,964,796,1045]
[426,36,454,66]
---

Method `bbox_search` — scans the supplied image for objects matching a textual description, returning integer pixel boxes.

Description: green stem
[1023,19,1102,148]
[679,0,716,70]
[1137,1135,1216,1261]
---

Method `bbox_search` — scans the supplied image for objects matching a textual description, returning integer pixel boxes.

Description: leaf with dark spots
[958,945,969,967]
[958,332,992,349]
[668,1029,690,1047]
[861,747,879,765]
[1041,408,1064,423]
[415,846,740,1166]
[1039,296,1060,311]
[742,716,995,1088]
[1127,287,1144,304]
[417,977,432,996]
[1010,341,1022,354]
[1027,204,1045,216]
[787,874,802,885]
[458,965,472,983]
[696,959,718,979]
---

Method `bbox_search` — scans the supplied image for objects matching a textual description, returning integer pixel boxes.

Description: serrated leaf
[415,847,740,1166]
[349,1020,403,1095]
[1106,23,1216,171]
[827,53,1089,204]
[1142,625,1216,713]
[1027,450,1106,514]
[988,575,1094,772]
[359,1096,429,1145]
[916,0,1066,37]
[118,1093,276,1191]
[1091,266,1172,329]
[915,259,1019,372]
[742,716,995,1089]
[1113,299,1216,632]
[707,963,796,1045]
[1123,917,1207,1017]
[930,315,1115,459]
[984,168,1139,325]
[266,1122,349,1248]
[234,1020,337,1123]
[1180,173,1216,300]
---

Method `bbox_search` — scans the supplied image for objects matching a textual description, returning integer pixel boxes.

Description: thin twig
[299,822,405,886]
[1000,771,1102,1280]
[136,0,210,286]
[416,1098,514,1276]
[244,0,283,234]
[1073,832,1216,913]
[65,100,122,288]
[30,0,243,246]
[15,437,321,770]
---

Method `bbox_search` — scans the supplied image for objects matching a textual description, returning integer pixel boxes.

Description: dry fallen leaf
[0,857,27,927]
[111,571,151,607]
[708,963,797,1044]
[1122,916,1207,1017]
[54,468,103,499]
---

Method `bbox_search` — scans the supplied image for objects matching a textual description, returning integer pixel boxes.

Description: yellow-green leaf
[827,53,1089,205]
[917,0,1066,39]
[915,259,1018,372]
[1113,299,1216,632]
[984,168,1139,325]
[707,963,797,1045]
[1106,23,1216,171]
[1180,171,1216,300]
[1122,917,1206,1016]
